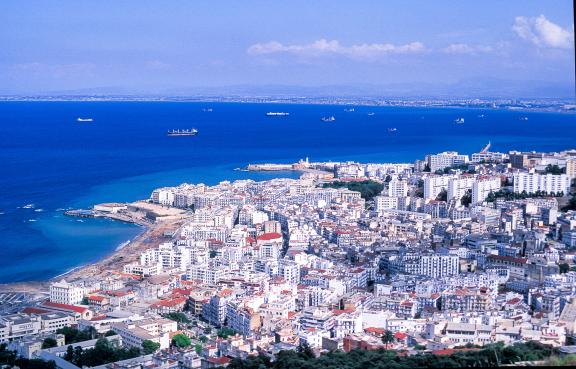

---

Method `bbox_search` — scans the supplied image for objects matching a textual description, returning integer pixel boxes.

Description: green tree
[142,340,160,354]
[381,330,394,350]
[559,263,570,274]
[104,330,117,337]
[41,338,58,349]
[163,312,191,324]
[172,333,192,348]
[297,342,315,360]
[194,344,202,354]
[461,189,472,207]
[62,345,74,362]
[436,188,447,202]
[217,327,236,339]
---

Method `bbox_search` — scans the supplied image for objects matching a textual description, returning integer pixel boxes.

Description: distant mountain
[5,79,574,100]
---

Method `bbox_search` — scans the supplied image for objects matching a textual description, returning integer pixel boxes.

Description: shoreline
[0,203,188,293]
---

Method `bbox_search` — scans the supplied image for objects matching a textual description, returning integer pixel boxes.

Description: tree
[559,263,570,274]
[163,312,191,324]
[562,194,576,211]
[63,345,74,362]
[461,189,472,207]
[217,327,236,339]
[104,330,117,337]
[194,344,202,354]
[172,333,192,348]
[381,330,394,350]
[436,188,447,202]
[41,338,58,349]
[297,341,315,360]
[142,340,160,354]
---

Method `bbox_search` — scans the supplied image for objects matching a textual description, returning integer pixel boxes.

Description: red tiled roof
[22,307,51,315]
[365,327,385,335]
[88,296,106,302]
[257,232,282,241]
[208,357,231,364]
[42,301,88,314]
[394,332,407,340]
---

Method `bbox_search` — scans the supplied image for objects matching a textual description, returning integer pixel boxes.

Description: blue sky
[0,1,574,97]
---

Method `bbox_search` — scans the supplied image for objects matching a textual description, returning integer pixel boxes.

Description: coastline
[0,203,188,293]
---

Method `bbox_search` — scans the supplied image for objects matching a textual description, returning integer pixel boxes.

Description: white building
[387,179,408,197]
[375,196,399,211]
[472,176,501,204]
[513,173,570,195]
[447,176,475,204]
[49,280,85,305]
[426,152,469,172]
[424,176,451,200]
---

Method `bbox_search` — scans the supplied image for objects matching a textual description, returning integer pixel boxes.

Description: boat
[367,112,375,116]
[266,112,289,116]
[21,204,35,209]
[388,128,397,132]
[454,118,465,124]
[477,114,485,118]
[344,108,355,112]
[202,108,213,112]
[321,116,336,122]
[520,117,529,121]
[167,129,198,136]
[77,118,93,122]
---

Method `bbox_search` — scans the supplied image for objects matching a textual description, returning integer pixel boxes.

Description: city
[1,1,574,368]
[2,146,576,367]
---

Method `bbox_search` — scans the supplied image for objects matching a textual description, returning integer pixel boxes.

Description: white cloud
[512,15,574,49]
[247,39,425,60]
[441,43,494,55]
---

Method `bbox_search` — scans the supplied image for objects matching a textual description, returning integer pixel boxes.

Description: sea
[0,101,574,283]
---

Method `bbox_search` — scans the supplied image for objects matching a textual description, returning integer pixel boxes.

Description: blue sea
[0,101,574,283]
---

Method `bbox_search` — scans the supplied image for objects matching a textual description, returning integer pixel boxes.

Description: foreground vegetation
[228,341,558,369]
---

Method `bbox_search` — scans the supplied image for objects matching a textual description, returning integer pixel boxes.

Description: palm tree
[381,330,394,350]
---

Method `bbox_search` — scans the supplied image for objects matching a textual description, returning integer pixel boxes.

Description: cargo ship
[167,129,198,136]
[321,116,336,122]
[77,118,93,122]
[266,112,289,116]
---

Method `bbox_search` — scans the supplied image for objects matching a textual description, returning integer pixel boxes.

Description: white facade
[49,280,85,305]
[427,152,469,172]
[447,176,475,204]
[424,176,451,200]
[375,196,399,211]
[387,179,408,197]
[472,177,501,204]
[513,173,570,195]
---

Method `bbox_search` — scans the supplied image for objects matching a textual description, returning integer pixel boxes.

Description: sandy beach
[0,202,190,293]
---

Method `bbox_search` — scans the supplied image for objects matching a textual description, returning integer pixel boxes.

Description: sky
[0,1,574,97]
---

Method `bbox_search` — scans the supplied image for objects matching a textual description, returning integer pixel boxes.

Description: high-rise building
[424,175,452,200]
[472,176,501,204]
[566,158,576,179]
[426,152,469,172]
[513,173,570,195]
[447,176,476,204]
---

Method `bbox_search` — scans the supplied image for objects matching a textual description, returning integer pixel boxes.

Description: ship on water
[321,116,336,122]
[454,117,465,124]
[77,118,93,122]
[265,112,289,116]
[167,128,198,136]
